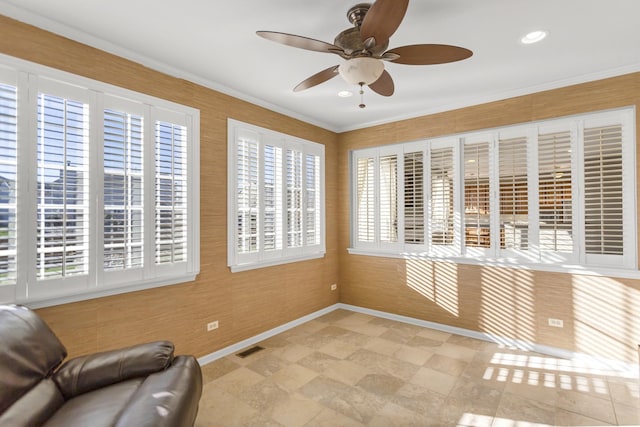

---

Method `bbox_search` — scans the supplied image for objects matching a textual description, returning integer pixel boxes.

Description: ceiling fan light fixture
[521,30,548,44]
[338,90,353,97]
[338,57,384,85]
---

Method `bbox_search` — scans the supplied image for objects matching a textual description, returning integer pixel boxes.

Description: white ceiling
[1,0,640,132]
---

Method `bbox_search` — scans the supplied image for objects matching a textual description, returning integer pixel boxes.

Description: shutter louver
[305,154,320,246]
[103,109,144,270]
[379,155,398,243]
[404,151,424,244]
[357,157,375,242]
[0,84,17,286]
[584,124,624,255]
[430,147,454,245]
[37,94,90,280]
[499,137,528,250]
[464,143,491,248]
[236,131,259,254]
[155,121,188,264]
[264,145,282,251]
[286,149,303,248]
[538,131,572,253]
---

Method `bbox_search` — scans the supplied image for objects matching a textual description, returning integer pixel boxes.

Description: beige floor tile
[297,351,340,373]
[323,359,371,386]
[270,393,324,427]
[368,401,434,427]
[494,391,555,425]
[416,327,452,342]
[436,342,480,362]
[557,389,617,424]
[246,353,289,377]
[201,357,240,383]
[195,386,259,426]
[425,353,469,377]
[213,366,266,397]
[502,376,559,407]
[347,348,420,381]
[271,343,315,363]
[333,312,374,327]
[339,321,389,337]
[355,372,405,397]
[391,382,447,414]
[236,378,290,414]
[409,366,458,396]
[394,344,433,366]
[269,363,319,392]
[318,339,360,359]
[554,408,614,426]
[304,408,366,427]
[613,400,640,425]
[608,377,640,407]
[363,337,403,356]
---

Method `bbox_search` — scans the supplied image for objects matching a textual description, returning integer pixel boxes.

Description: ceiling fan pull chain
[359,83,366,108]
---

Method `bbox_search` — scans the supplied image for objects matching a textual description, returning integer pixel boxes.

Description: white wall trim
[197,304,338,366]
[197,303,639,378]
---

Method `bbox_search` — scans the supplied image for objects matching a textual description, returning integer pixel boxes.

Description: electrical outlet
[207,321,219,331]
[548,318,563,328]
[331,284,337,291]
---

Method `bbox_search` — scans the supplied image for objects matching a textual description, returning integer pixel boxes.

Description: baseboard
[198,302,638,378]
[197,304,339,366]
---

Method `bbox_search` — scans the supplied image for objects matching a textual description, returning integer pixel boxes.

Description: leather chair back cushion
[0,305,67,414]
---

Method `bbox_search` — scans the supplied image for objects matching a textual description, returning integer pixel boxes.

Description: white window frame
[0,54,200,307]
[349,107,638,278]
[227,119,325,272]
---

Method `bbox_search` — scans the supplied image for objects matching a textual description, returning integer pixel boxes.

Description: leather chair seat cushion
[0,379,64,427]
[42,378,144,427]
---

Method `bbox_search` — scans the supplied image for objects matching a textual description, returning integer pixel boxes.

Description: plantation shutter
[356,157,375,243]
[463,142,491,249]
[430,147,454,246]
[155,121,188,264]
[538,130,573,255]
[305,153,321,246]
[286,149,303,248]
[379,155,398,243]
[583,124,623,256]
[264,144,282,252]
[0,83,17,287]
[498,136,529,251]
[235,130,259,255]
[36,93,90,280]
[103,109,144,270]
[404,151,424,245]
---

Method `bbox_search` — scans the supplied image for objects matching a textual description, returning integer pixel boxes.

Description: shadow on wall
[403,258,640,363]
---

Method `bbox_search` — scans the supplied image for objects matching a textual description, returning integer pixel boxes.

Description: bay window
[350,108,637,275]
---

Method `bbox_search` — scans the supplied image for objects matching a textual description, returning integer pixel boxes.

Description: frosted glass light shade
[338,57,384,85]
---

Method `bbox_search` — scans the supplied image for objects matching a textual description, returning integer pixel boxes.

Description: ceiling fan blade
[368,70,394,97]
[293,65,340,92]
[360,0,409,48]
[257,31,344,55]
[386,44,473,65]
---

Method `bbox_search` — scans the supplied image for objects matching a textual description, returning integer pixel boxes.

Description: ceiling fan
[257,0,472,107]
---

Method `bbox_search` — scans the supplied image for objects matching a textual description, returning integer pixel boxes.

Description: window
[228,119,325,272]
[0,57,199,306]
[350,108,637,275]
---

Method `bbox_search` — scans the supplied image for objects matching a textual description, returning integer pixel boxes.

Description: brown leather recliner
[0,304,203,427]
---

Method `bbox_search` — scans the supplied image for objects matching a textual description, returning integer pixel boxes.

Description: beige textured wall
[0,16,339,359]
[337,73,640,363]
[3,14,640,364]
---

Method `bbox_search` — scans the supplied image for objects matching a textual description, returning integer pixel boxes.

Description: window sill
[229,252,325,273]
[347,248,640,280]
[18,272,199,309]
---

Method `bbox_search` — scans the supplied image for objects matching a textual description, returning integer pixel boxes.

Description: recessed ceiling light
[521,30,548,44]
[338,90,353,98]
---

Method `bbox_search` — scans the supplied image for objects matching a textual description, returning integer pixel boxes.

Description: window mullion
[143,106,156,279]
[89,91,102,289]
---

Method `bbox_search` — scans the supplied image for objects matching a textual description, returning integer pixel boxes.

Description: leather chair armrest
[53,341,174,399]
[115,355,203,427]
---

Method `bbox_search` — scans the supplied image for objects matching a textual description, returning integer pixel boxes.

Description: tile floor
[195,309,640,426]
